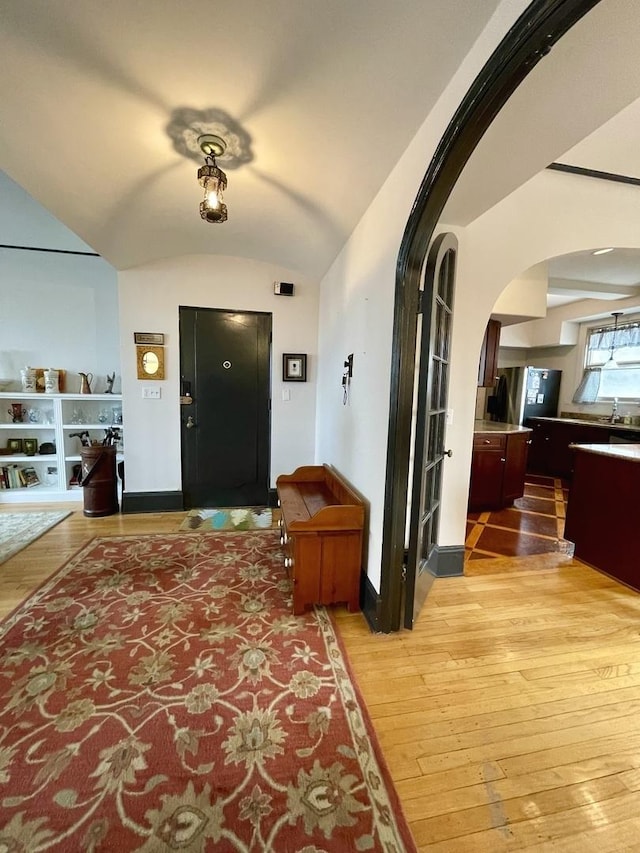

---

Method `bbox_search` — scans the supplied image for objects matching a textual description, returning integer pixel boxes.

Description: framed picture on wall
[283,353,307,382]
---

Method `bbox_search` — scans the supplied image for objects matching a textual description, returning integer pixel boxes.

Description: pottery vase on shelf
[20,366,37,393]
[8,403,25,423]
[44,368,59,394]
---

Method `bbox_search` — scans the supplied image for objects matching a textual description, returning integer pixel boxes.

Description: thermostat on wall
[274,281,295,296]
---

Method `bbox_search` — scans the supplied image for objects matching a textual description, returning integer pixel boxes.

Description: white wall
[0,172,119,391]
[315,0,531,591]
[493,263,548,320]
[118,255,319,494]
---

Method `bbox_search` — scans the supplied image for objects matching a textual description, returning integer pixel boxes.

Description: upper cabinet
[477,318,501,387]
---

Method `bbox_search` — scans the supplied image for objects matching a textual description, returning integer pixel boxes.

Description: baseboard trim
[430,544,465,577]
[360,572,383,633]
[122,491,184,513]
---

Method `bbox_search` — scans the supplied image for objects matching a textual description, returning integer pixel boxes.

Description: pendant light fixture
[603,311,623,369]
[197,134,228,223]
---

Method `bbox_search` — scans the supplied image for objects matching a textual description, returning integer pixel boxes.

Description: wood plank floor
[2,506,640,851]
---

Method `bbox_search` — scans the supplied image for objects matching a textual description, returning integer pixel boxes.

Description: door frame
[376,0,601,633]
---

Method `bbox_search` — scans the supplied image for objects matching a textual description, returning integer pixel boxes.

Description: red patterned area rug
[0,532,415,852]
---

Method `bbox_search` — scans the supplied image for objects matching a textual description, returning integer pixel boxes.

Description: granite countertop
[570,443,640,462]
[473,420,532,435]
[530,416,640,433]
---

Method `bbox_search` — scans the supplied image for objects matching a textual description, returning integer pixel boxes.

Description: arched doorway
[376,0,603,633]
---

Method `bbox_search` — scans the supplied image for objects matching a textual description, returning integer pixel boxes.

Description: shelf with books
[0,462,43,490]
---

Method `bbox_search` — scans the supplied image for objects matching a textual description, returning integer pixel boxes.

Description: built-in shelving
[0,392,123,503]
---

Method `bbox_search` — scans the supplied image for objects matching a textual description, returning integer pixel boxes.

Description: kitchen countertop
[569,443,640,462]
[530,416,640,434]
[473,420,532,435]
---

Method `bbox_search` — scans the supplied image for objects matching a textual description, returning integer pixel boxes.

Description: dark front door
[179,306,271,508]
[404,233,457,629]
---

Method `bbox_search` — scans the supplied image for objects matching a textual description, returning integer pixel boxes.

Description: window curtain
[588,323,640,352]
[572,366,601,404]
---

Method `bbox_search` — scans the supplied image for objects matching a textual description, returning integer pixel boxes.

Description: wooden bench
[276,465,365,615]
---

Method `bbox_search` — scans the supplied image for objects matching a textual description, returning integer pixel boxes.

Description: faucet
[610,397,620,423]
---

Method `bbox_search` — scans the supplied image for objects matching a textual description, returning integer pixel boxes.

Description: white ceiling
[3,0,640,319]
[0,0,500,277]
[545,94,640,310]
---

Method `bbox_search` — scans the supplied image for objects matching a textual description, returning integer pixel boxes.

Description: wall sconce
[197,134,227,223]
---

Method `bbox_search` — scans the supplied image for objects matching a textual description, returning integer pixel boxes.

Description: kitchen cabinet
[477,318,501,387]
[469,427,531,511]
[526,417,638,479]
[502,430,530,503]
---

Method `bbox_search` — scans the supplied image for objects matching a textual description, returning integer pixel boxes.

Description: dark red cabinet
[469,430,530,511]
[477,319,501,387]
[527,418,618,479]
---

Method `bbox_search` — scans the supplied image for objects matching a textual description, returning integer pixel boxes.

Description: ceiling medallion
[166,107,253,170]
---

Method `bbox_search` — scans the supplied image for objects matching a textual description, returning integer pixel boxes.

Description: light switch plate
[142,386,161,399]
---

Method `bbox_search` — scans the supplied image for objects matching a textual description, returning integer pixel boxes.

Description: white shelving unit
[0,392,123,503]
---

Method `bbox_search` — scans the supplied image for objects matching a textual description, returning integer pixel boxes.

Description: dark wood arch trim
[377,0,602,634]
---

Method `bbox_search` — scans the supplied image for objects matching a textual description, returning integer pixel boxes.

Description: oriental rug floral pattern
[0,532,415,852]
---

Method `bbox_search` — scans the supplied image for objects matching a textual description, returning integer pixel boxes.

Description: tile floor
[465,473,573,562]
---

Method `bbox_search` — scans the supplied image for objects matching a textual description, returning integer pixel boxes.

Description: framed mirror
[136,345,165,380]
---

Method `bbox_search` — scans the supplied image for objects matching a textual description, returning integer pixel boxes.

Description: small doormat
[179,506,276,532]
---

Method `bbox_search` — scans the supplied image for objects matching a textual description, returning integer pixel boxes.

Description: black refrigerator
[493,366,562,424]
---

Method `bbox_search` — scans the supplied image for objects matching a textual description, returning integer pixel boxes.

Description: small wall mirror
[136,345,165,379]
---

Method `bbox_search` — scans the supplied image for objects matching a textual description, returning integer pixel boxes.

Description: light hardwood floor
[2,507,640,852]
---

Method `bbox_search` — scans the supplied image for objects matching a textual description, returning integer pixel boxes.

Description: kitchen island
[469,421,532,511]
[564,443,640,591]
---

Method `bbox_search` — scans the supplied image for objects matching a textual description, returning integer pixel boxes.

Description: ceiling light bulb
[207,189,221,209]
[592,247,614,256]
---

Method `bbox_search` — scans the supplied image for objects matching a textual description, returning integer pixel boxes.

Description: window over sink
[582,319,640,401]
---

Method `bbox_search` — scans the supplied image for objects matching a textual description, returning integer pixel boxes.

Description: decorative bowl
[0,379,14,392]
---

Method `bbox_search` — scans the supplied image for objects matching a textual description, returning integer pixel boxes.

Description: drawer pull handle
[280,535,285,546]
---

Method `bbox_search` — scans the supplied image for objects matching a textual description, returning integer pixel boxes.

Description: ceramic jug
[44,368,59,394]
[79,372,93,394]
[20,366,37,393]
